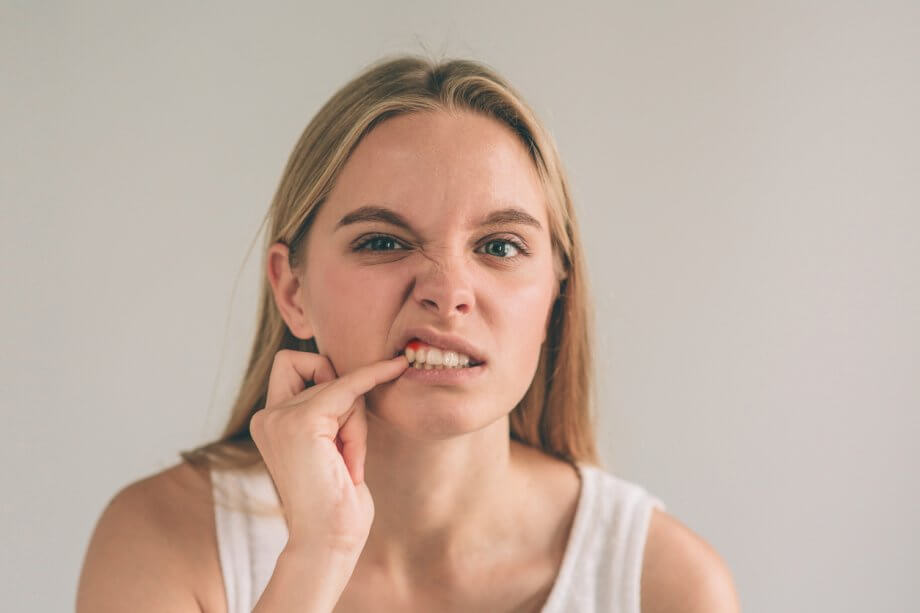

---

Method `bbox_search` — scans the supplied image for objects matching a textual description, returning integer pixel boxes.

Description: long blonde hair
[181,54,599,472]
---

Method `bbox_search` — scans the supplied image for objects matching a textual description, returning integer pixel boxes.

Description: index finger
[265,350,338,410]
[314,354,409,419]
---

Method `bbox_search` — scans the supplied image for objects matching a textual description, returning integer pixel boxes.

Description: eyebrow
[335,204,543,233]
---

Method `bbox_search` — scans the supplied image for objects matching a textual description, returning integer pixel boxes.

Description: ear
[266,242,314,340]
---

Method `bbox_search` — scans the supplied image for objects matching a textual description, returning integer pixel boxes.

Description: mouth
[394,338,486,369]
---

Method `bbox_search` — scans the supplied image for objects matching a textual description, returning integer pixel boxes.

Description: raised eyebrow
[335,205,543,233]
[478,207,543,231]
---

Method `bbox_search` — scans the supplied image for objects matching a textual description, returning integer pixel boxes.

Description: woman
[77,55,740,612]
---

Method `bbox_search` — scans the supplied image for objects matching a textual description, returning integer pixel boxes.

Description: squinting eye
[353,235,407,252]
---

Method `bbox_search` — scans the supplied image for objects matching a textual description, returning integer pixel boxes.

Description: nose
[411,252,475,317]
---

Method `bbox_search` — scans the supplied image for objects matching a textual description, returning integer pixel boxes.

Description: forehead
[317,110,548,230]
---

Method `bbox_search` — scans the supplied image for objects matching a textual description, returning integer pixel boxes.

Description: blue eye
[478,238,525,258]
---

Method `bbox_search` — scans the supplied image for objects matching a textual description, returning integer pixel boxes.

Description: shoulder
[76,461,225,612]
[640,507,740,613]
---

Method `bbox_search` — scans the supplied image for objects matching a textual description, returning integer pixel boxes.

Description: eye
[352,234,408,253]
[352,234,530,259]
[477,237,529,259]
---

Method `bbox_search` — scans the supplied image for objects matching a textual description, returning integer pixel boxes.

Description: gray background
[3,1,918,611]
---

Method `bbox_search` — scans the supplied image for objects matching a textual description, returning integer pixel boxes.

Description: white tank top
[211,462,665,613]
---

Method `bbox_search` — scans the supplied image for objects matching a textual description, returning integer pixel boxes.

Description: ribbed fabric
[211,462,665,613]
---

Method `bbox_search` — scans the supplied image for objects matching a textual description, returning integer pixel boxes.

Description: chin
[365,391,496,441]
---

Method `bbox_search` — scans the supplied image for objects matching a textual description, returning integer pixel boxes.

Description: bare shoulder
[640,508,740,613]
[76,461,226,613]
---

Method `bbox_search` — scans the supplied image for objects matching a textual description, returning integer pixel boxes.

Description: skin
[76,109,740,612]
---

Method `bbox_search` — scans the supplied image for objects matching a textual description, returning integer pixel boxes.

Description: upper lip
[394,327,487,365]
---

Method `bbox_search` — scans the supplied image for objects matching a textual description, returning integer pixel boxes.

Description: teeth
[403,340,477,369]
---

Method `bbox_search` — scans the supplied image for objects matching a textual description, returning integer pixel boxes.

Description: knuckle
[251,408,286,442]
[260,408,281,428]
[248,413,264,443]
[316,355,334,375]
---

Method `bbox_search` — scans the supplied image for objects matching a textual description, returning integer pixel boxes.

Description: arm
[77,465,360,613]
[641,508,741,613]
[76,480,203,612]
[252,544,358,613]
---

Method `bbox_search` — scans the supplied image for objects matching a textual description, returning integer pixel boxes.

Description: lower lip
[399,363,487,384]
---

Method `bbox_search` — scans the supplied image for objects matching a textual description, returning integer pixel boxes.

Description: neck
[360,413,523,582]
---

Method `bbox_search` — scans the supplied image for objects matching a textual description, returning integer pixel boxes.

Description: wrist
[253,544,358,613]
[279,542,358,571]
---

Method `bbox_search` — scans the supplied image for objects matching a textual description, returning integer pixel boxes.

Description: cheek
[310,264,395,362]
[511,259,557,323]
[497,275,556,365]
[479,279,554,415]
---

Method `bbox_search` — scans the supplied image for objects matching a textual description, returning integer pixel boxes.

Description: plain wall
[2,1,918,611]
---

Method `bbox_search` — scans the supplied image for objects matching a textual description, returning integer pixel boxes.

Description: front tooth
[415,346,427,363]
[426,347,443,366]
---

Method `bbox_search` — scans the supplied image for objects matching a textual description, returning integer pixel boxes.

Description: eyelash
[352,234,531,259]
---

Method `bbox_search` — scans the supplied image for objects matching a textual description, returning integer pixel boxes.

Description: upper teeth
[405,341,474,369]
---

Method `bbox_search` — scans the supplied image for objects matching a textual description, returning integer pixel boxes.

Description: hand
[250,350,409,558]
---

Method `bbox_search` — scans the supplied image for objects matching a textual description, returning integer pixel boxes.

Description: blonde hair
[181,54,600,474]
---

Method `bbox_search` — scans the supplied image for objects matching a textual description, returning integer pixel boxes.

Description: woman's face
[295,110,559,439]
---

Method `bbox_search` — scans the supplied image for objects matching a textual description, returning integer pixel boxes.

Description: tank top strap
[542,462,666,613]
[211,465,287,613]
